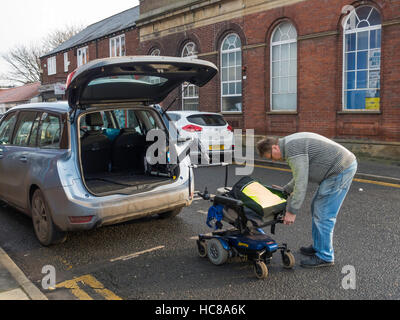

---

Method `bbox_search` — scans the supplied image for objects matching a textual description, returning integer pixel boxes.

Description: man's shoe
[300,255,335,268]
[300,245,317,256]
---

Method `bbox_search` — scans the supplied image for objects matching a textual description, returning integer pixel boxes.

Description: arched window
[343,6,381,110]
[270,22,297,111]
[221,34,242,112]
[181,42,199,111]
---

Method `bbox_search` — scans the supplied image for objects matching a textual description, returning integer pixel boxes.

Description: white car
[167,111,234,163]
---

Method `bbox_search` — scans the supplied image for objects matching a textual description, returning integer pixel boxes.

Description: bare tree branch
[0,24,84,85]
[42,24,84,52]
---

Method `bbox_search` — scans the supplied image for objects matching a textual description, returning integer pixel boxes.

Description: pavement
[0,247,47,300]
[0,156,399,300]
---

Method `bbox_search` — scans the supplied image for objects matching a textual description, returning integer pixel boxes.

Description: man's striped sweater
[278,132,357,215]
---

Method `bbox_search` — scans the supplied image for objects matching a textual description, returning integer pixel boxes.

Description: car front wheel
[31,189,67,246]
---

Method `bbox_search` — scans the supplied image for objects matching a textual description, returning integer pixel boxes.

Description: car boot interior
[79,109,176,196]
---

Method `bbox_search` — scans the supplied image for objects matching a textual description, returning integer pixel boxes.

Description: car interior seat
[80,112,112,175]
[111,128,146,173]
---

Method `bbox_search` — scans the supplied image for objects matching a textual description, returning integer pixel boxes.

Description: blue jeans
[311,160,358,262]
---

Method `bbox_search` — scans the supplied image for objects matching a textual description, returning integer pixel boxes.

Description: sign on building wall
[54,83,66,95]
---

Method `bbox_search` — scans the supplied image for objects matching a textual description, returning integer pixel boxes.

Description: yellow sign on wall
[365,97,380,110]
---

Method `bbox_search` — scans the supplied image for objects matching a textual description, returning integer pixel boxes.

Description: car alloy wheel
[31,189,67,246]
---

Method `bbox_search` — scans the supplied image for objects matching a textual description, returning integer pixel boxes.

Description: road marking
[110,246,165,262]
[353,178,400,189]
[56,274,122,300]
[239,162,400,188]
[197,210,208,215]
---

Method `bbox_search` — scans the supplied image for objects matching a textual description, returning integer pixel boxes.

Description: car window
[12,112,37,147]
[167,113,181,122]
[81,111,110,129]
[114,110,127,129]
[187,114,227,127]
[113,110,143,134]
[136,110,161,133]
[28,113,42,147]
[0,113,17,145]
[39,113,61,149]
[101,111,110,128]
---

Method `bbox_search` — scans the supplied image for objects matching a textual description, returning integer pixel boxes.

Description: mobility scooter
[195,165,295,279]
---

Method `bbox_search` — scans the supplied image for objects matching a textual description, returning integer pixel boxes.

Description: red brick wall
[139,0,400,141]
[40,0,400,141]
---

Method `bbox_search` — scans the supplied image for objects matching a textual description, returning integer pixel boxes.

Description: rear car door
[0,112,18,202]
[2,111,40,208]
[66,56,218,109]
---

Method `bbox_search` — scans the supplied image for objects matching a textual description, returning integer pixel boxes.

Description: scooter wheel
[197,240,207,258]
[254,261,269,280]
[282,251,295,269]
[207,239,229,266]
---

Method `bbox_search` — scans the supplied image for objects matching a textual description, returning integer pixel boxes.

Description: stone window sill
[266,111,298,115]
[337,111,381,115]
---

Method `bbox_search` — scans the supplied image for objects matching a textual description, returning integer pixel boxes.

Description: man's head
[257,137,282,161]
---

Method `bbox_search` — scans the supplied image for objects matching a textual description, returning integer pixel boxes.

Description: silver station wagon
[0,56,217,246]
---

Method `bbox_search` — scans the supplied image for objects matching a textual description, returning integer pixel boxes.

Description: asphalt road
[0,164,399,300]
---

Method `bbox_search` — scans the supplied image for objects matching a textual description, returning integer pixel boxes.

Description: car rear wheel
[31,189,67,246]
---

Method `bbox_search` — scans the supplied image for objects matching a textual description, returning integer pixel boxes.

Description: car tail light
[69,216,94,224]
[182,125,203,132]
[227,125,234,132]
[65,70,77,89]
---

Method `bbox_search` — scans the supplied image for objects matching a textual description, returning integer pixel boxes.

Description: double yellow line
[56,275,122,300]
[243,162,400,189]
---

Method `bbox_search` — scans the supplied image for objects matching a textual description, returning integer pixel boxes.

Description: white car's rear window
[187,114,226,127]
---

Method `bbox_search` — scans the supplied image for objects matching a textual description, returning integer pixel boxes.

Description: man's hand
[283,211,296,225]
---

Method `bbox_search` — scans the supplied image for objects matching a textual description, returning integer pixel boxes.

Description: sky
[0,0,139,86]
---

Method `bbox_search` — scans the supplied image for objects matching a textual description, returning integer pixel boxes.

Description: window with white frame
[110,34,126,57]
[271,22,297,111]
[77,46,88,68]
[64,52,69,73]
[221,34,242,112]
[47,56,56,76]
[182,42,199,111]
[343,6,381,111]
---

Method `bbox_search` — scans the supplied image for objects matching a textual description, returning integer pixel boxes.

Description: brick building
[39,6,141,101]
[40,0,400,146]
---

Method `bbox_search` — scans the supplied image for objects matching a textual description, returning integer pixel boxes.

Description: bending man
[257,132,357,268]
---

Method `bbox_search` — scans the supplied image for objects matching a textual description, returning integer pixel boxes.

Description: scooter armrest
[213,195,243,209]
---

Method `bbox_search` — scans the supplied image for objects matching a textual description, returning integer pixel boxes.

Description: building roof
[42,5,140,58]
[0,82,40,104]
